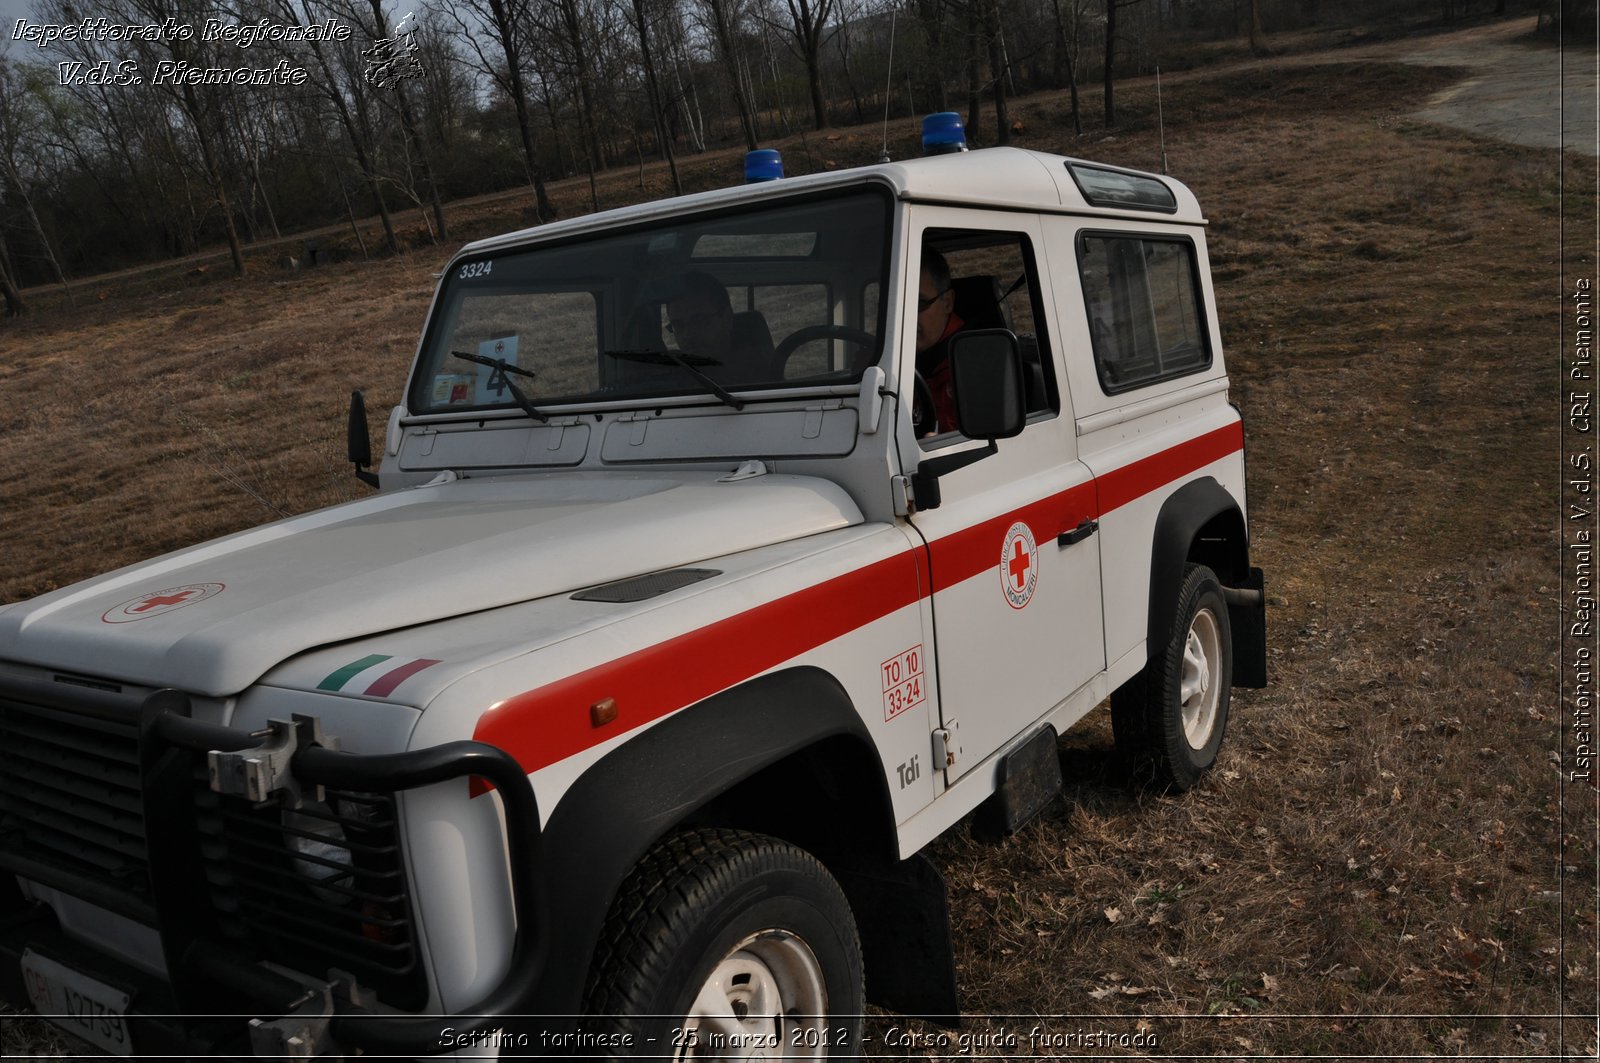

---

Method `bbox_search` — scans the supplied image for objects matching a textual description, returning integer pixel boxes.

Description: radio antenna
[1156,65,1169,175]
[879,9,897,163]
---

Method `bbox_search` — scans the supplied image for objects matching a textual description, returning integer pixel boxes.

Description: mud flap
[833,854,960,1026]
[1229,567,1267,688]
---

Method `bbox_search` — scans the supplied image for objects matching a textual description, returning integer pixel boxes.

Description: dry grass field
[1,16,1596,1061]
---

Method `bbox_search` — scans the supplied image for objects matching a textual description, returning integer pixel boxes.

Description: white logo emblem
[102,583,225,623]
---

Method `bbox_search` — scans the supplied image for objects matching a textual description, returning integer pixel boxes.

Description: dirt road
[1399,18,1597,155]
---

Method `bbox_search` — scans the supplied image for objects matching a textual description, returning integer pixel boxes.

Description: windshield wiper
[452,350,548,422]
[603,348,744,411]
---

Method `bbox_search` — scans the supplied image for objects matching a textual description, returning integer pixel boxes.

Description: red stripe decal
[921,423,1242,591]
[365,658,442,697]
[925,484,1097,594]
[1096,422,1244,515]
[472,421,1243,783]
[474,551,925,776]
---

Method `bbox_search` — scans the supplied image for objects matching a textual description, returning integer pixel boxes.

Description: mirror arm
[909,440,998,511]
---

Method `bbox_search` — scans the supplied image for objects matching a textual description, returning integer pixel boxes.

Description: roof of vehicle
[460,147,1205,258]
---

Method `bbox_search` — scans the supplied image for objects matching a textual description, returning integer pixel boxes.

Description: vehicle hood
[0,471,862,696]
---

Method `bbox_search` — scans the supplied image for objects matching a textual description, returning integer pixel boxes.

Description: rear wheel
[584,828,863,1059]
[1112,563,1233,791]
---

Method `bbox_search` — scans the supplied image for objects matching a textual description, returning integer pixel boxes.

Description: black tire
[584,828,863,1060]
[1111,563,1233,792]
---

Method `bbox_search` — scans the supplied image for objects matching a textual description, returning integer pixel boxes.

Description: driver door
[904,213,1106,781]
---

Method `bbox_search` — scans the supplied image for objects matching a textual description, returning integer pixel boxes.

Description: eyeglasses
[917,288,950,312]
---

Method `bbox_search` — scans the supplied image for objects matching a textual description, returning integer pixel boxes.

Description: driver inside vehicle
[914,248,964,434]
[665,271,776,383]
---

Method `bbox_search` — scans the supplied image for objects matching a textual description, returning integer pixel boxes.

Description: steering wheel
[774,324,879,375]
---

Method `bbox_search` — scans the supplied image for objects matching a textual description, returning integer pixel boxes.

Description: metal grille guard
[0,669,548,1057]
[149,698,549,1057]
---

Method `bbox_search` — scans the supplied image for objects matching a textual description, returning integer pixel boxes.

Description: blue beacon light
[744,149,784,183]
[921,112,968,156]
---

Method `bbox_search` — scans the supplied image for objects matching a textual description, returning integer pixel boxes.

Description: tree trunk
[557,0,605,209]
[671,46,707,153]
[2,160,71,290]
[912,0,949,112]
[630,0,682,194]
[1248,0,1266,53]
[365,1,448,240]
[987,0,1010,144]
[965,0,984,139]
[487,0,558,221]
[1103,0,1117,127]
[1050,0,1083,133]
[333,160,370,261]
[708,0,760,150]
[181,80,247,276]
[807,40,828,130]
[292,0,401,253]
[0,228,24,317]
[784,0,833,130]
[832,13,866,125]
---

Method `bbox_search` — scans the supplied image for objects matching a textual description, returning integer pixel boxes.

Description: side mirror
[948,329,1026,440]
[908,329,1026,511]
[347,391,380,488]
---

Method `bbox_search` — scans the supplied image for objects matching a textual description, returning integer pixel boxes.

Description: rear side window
[1078,234,1210,393]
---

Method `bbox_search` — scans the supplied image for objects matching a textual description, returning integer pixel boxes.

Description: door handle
[1057,519,1098,548]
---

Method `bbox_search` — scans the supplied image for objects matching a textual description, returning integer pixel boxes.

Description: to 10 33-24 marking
[880,644,926,722]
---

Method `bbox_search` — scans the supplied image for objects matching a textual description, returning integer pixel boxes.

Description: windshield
[411,189,891,414]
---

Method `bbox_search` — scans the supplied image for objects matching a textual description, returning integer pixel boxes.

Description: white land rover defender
[0,133,1265,1059]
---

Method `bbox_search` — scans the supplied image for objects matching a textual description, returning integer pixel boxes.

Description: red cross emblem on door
[1000,522,1038,610]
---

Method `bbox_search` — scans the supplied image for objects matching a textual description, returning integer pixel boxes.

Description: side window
[1078,234,1210,392]
[918,230,1058,443]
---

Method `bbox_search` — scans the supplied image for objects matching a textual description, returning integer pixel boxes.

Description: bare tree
[829,0,867,125]
[279,0,403,253]
[440,0,559,220]
[0,58,72,290]
[524,0,609,209]
[86,0,251,275]
[1102,0,1144,126]
[909,0,953,114]
[624,0,683,194]
[0,224,26,317]
[694,0,762,149]
[358,0,448,240]
[1050,0,1087,134]
[769,0,837,130]
[984,0,1010,144]
[1249,0,1266,53]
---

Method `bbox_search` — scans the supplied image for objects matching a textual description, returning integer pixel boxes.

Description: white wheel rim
[678,929,828,1060]
[1180,607,1222,750]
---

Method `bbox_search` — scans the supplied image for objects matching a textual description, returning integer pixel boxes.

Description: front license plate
[20,948,133,1057]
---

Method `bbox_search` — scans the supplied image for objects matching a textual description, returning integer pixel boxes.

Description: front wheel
[584,828,863,1059]
[1111,563,1233,791]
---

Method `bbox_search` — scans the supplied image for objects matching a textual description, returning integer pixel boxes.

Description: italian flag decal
[318,654,442,697]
